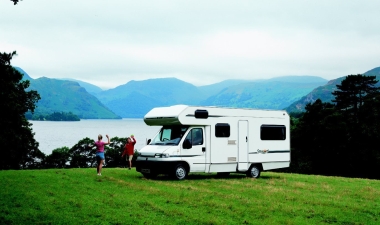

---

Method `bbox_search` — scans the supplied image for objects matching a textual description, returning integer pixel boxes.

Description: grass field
[0,168,379,225]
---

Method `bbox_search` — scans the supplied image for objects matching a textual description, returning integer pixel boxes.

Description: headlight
[154,153,170,158]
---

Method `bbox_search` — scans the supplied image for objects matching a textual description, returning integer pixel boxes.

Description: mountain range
[15,66,380,119]
[93,76,326,118]
[285,67,380,112]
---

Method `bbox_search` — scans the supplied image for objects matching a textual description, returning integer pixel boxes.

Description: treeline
[26,111,80,121]
[288,74,380,179]
[36,137,136,169]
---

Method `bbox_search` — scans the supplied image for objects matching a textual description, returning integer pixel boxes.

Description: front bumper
[136,157,182,175]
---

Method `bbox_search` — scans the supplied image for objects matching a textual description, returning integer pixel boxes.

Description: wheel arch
[249,163,263,171]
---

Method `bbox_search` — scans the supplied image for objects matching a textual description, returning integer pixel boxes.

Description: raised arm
[105,134,110,145]
[131,135,136,144]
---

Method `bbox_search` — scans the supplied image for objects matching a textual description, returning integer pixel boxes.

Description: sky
[1,0,380,89]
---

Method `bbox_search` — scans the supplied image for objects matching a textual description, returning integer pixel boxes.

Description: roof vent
[194,109,208,119]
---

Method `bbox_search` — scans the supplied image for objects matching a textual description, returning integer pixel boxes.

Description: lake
[30,119,160,155]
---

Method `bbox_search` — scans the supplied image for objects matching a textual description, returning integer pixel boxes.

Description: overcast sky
[2,0,380,89]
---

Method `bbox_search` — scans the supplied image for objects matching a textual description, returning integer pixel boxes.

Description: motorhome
[136,105,290,180]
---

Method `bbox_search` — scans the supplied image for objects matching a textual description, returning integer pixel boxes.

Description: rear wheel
[246,165,261,178]
[172,164,187,180]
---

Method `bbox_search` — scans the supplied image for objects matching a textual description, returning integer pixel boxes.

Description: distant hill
[14,67,32,80]
[58,78,103,95]
[93,76,327,117]
[364,67,380,76]
[198,79,249,98]
[259,75,328,83]
[95,78,206,118]
[28,77,120,119]
[17,65,349,119]
[285,67,380,113]
[200,79,327,109]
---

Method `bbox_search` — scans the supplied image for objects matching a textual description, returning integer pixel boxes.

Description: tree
[10,0,21,5]
[68,138,96,168]
[290,99,346,174]
[106,137,128,167]
[290,75,380,178]
[44,147,70,168]
[42,136,130,169]
[332,74,379,124]
[0,51,44,169]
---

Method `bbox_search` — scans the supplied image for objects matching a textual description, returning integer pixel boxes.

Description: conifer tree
[0,51,44,169]
[332,74,379,124]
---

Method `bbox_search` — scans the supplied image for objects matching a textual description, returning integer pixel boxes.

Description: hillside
[197,79,249,98]
[14,66,32,80]
[200,79,327,110]
[58,78,103,95]
[92,76,327,117]
[285,67,380,113]
[95,78,207,118]
[17,65,346,118]
[28,77,120,119]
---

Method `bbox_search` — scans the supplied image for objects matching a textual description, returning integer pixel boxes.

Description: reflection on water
[30,119,160,155]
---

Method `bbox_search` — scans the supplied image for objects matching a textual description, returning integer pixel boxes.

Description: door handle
[246,136,248,142]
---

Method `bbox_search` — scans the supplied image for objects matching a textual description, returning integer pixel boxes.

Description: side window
[261,125,286,140]
[185,128,203,145]
[215,123,230,137]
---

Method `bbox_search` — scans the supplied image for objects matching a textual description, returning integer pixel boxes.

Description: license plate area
[141,168,150,173]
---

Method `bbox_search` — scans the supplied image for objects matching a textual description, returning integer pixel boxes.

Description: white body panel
[137,105,290,176]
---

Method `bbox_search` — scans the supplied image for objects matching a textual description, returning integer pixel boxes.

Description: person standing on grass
[129,134,136,168]
[92,134,110,176]
[121,136,136,170]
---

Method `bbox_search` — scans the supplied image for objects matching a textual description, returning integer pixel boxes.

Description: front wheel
[246,165,261,178]
[172,164,187,180]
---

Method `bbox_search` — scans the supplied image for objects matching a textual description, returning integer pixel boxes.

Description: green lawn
[0,168,379,225]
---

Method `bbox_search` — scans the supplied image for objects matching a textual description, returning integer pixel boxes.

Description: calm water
[30,119,160,155]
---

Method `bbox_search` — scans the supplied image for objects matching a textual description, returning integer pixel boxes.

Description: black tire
[246,165,261,178]
[216,172,230,177]
[142,172,157,179]
[172,164,187,180]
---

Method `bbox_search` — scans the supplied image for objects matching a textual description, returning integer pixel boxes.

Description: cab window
[185,128,203,145]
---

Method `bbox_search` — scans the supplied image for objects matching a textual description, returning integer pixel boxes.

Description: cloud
[1,0,380,89]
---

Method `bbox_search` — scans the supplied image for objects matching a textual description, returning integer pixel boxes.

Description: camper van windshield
[149,126,189,145]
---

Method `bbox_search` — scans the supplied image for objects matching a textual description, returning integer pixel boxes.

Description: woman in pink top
[93,134,110,176]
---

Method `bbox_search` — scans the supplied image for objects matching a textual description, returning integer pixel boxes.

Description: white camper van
[136,105,290,180]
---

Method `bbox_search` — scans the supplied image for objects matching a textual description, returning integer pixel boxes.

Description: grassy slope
[1,169,379,225]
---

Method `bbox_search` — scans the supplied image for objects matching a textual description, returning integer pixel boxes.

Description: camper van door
[238,120,249,171]
[183,127,206,172]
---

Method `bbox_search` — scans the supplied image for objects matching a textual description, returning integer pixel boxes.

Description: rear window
[261,125,286,140]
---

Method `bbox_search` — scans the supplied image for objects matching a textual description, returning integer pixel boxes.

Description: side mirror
[147,139,151,145]
[183,139,192,149]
